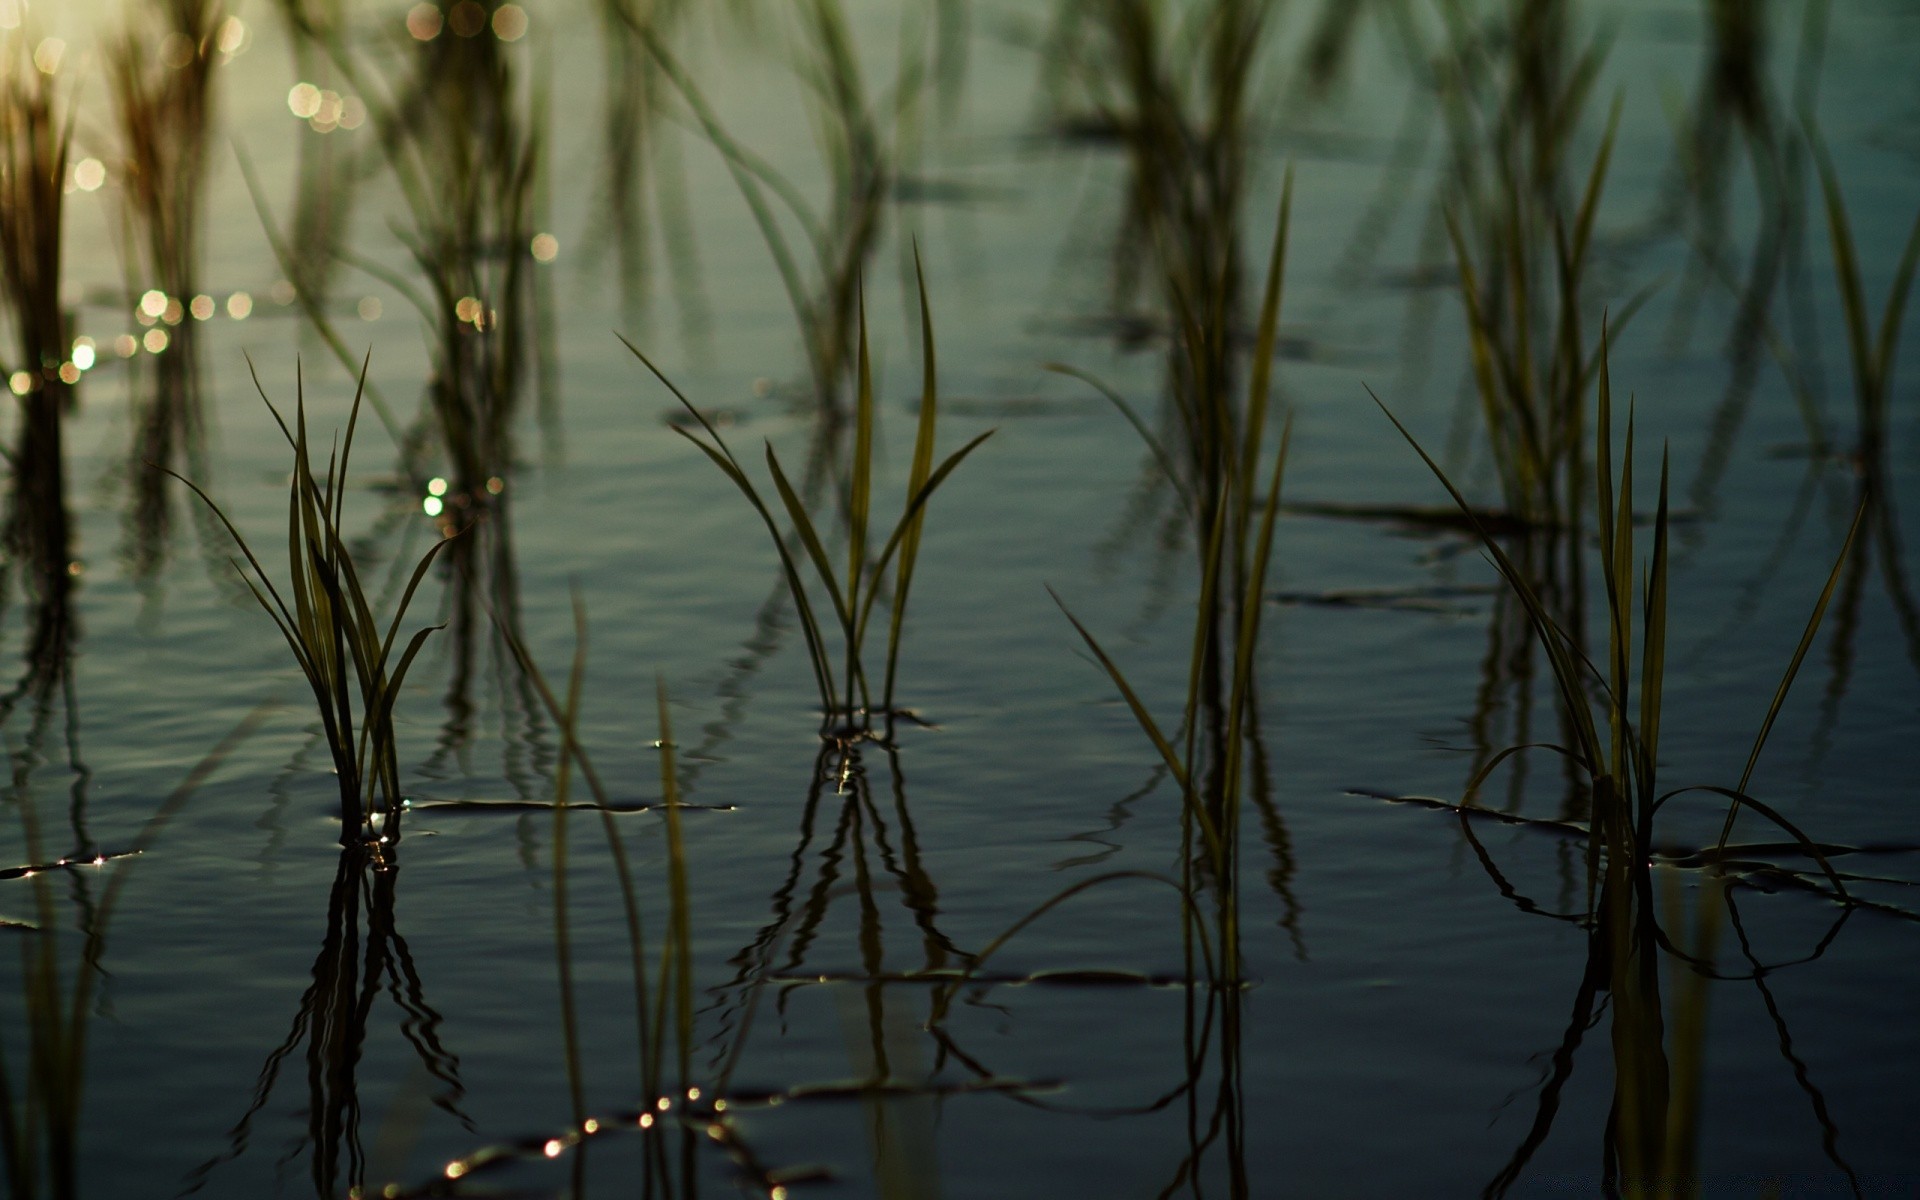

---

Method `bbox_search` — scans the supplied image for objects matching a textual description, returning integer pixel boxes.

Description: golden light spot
[144,328,170,354]
[706,1124,723,1142]
[162,298,185,326]
[492,4,528,41]
[58,362,79,384]
[448,1,486,38]
[190,294,215,320]
[582,1118,600,1134]
[712,1099,728,1113]
[455,296,483,324]
[311,89,345,133]
[687,1087,702,1101]
[428,477,450,497]
[542,1139,563,1159]
[638,1113,654,1129]
[160,32,195,69]
[115,334,139,358]
[140,289,168,318]
[340,96,367,130]
[216,16,247,56]
[71,339,95,370]
[530,232,558,263]
[484,476,504,495]
[33,38,63,75]
[74,158,106,191]
[227,291,254,319]
[288,82,322,120]
[358,296,382,321]
[406,3,443,40]
[444,1161,468,1179]
[771,1187,789,1200]
[656,1096,671,1112]
[8,371,31,396]
[423,496,444,517]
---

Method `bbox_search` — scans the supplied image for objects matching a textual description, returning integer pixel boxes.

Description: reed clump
[1381,343,1858,1194]
[170,362,451,850]
[641,264,989,737]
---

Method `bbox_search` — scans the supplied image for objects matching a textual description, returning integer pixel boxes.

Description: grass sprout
[636,259,991,733]
[168,359,452,848]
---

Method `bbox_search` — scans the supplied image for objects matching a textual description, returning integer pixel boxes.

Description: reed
[1051,195,1295,988]
[1380,342,1860,1193]
[641,261,991,734]
[168,360,452,849]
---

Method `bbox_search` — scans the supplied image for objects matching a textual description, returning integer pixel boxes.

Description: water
[4,0,1919,1196]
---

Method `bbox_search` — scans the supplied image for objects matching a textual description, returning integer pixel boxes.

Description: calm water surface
[4,0,1919,1196]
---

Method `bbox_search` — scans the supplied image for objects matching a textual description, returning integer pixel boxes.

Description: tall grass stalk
[169,361,451,848]
[1052,197,1295,988]
[640,261,990,732]
[495,606,702,1189]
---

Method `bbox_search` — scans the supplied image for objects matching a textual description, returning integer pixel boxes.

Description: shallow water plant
[637,263,990,734]
[169,360,451,848]
[1379,342,1860,1192]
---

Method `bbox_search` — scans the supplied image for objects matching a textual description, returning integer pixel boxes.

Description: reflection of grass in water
[646,265,991,732]
[170,366,452,850]
[252,2,551,500]
[105,0,230,578]
[1,707,268,1200]
[0,29,75,597]
[636,0,932,415]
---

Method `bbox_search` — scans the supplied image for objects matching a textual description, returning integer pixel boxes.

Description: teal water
[4,1,1919,1196]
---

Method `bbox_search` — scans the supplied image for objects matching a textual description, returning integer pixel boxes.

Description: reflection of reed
[716,739,973,1059]
[182,847,471,1199]
[0,33,75,603]
[591,0,706,330]
[705,736,974,1193]
[106,1,227,579]
[4,694,265,1200]
[638,0,920,420]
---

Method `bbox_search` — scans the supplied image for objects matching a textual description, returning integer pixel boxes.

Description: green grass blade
[1240,168,1293,493]
[882,248,943,710]
[848,282,875,606]
[1719,504,1865,847]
